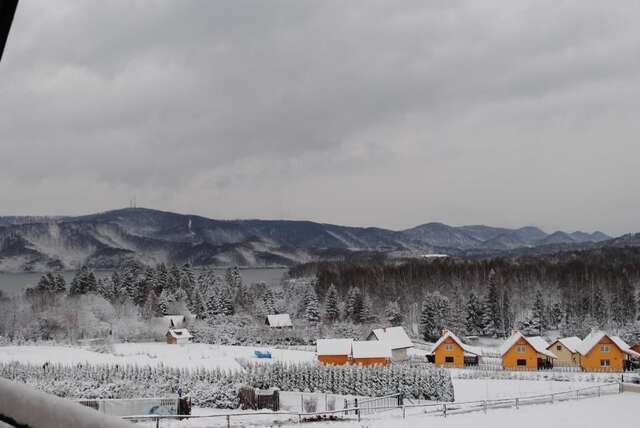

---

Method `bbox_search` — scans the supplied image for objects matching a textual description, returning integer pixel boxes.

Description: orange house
[351,341,391,366]
[431,330,481,367]
[500,331,556,370]
[576,331,640,372]
[316,338,353,365]
[631,342,640,354]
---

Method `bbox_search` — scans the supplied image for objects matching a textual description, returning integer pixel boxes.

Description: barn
[166,328,193,345]
[351,341,391,366]
[265,314,293,328]
[500,331,556,370]
[431,330,482,367]
[316,338,353,365]
[367,326,413,361]
[546,336,582,365]
[576,331,640,372]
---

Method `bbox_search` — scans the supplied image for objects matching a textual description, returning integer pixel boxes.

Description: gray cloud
[1,0,639,235]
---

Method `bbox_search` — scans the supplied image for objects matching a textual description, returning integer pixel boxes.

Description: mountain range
[0,207,627,272]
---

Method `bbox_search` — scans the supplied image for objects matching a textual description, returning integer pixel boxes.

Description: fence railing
[123,383,623,427]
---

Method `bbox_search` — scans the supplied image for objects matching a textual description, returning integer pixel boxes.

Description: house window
[600,345,609,353]
[445,344,454,351]
[516,345,526,353]
[601,359,610,367]
[517,359,527,366]
[556,345,562,351]
[445,356,454,363]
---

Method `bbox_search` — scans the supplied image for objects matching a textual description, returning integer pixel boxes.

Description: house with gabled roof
[547,336,582,365]
[367,326,414,361]
[431,330,482,367]
[576,331,640,372]
[166,328,192,345]
[500,330,557,370]
[316,338,353,365]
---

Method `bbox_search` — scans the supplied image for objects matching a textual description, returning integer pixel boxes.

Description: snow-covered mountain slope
[0,207,617,271]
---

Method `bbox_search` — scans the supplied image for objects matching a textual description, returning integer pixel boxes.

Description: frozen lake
[0,267,288,296]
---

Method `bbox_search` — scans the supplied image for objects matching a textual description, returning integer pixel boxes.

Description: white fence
[123,383,623,427]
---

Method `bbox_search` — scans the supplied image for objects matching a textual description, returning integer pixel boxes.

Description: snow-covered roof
[548,336,582,353]
[369,326,414,350]
[351,341,391,359]
[431,331,482,356]
[265,314,293,327]
[163,315,186,327]
[577,331,640,358]
[167,328,192,339]
[316,338,353,356]
[499,331,556,359]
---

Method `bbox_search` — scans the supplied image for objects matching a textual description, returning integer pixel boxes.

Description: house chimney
[442,329,449,336]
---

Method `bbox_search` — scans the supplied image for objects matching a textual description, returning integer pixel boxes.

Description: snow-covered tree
[324,284,340,322]
[384,301,403,326]
[465,292,484,335]
[304,287,321,323]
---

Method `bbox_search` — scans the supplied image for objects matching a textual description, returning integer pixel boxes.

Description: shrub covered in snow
[0,360,454,404]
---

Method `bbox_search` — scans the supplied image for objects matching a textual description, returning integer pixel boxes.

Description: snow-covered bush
[303,396,318,412]
[0,360,455,404]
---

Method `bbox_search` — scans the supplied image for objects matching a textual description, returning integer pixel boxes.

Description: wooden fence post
[355,398,360,422]
[155,417,159,428]
[483,400,487,414]
[402,405,406,419]
[515,397,519,409]
[443,403,447,418]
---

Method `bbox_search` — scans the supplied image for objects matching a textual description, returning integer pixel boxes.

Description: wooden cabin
[351,341,391,366]
[367,326,414,361]
[316,338,353,365]
[431,330,482,367]
[500,331,557,370]
[547,336,582,365]
[631,342,640,354]
[576,331,640,372]
[265,314,293,328]
[166,328,193,345]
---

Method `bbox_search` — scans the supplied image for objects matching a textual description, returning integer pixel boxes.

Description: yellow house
[576,331,640,372]
[500,331,557,370]
[547,337,582,365]
[431,330,481,367]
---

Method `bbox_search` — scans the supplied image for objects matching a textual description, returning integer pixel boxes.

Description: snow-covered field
[452,379,600,402]
[0,343,316,370]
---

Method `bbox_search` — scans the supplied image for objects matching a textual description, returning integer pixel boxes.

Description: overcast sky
[1,1,639,235]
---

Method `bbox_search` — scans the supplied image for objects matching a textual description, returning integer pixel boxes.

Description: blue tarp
[254,351,272,359]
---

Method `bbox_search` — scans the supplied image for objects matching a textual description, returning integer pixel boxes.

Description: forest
[290,247,640,341]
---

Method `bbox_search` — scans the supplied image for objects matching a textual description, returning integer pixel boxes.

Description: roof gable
[548,336,582,353]
[370,326,413,350]
[500,331,556,359]
[574,331,637,356]
[432,331,482,356]
[266,314,292,327]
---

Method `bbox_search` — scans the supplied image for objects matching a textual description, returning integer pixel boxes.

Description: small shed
[500,331,556,370]
[166,328,193,345]
[367,326,414,361]
[576,331,640,372]
[431,330,482,367]
[351,341,391,366]
[265,314,293,328]
[316,338,353,365]
[547,336,582,365]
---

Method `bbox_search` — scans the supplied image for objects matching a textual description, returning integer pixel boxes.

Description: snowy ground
[452,379,600,402]
[0,342,316,370]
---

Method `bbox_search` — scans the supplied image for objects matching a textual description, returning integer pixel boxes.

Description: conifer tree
[142,290,159,320]
[449,286,466,335]
[304,287,321,323]
[482,270,501,337]
[530,289,546,335]
[324,284,340,322]
[465,292,484,335]
[384,301,403,326]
